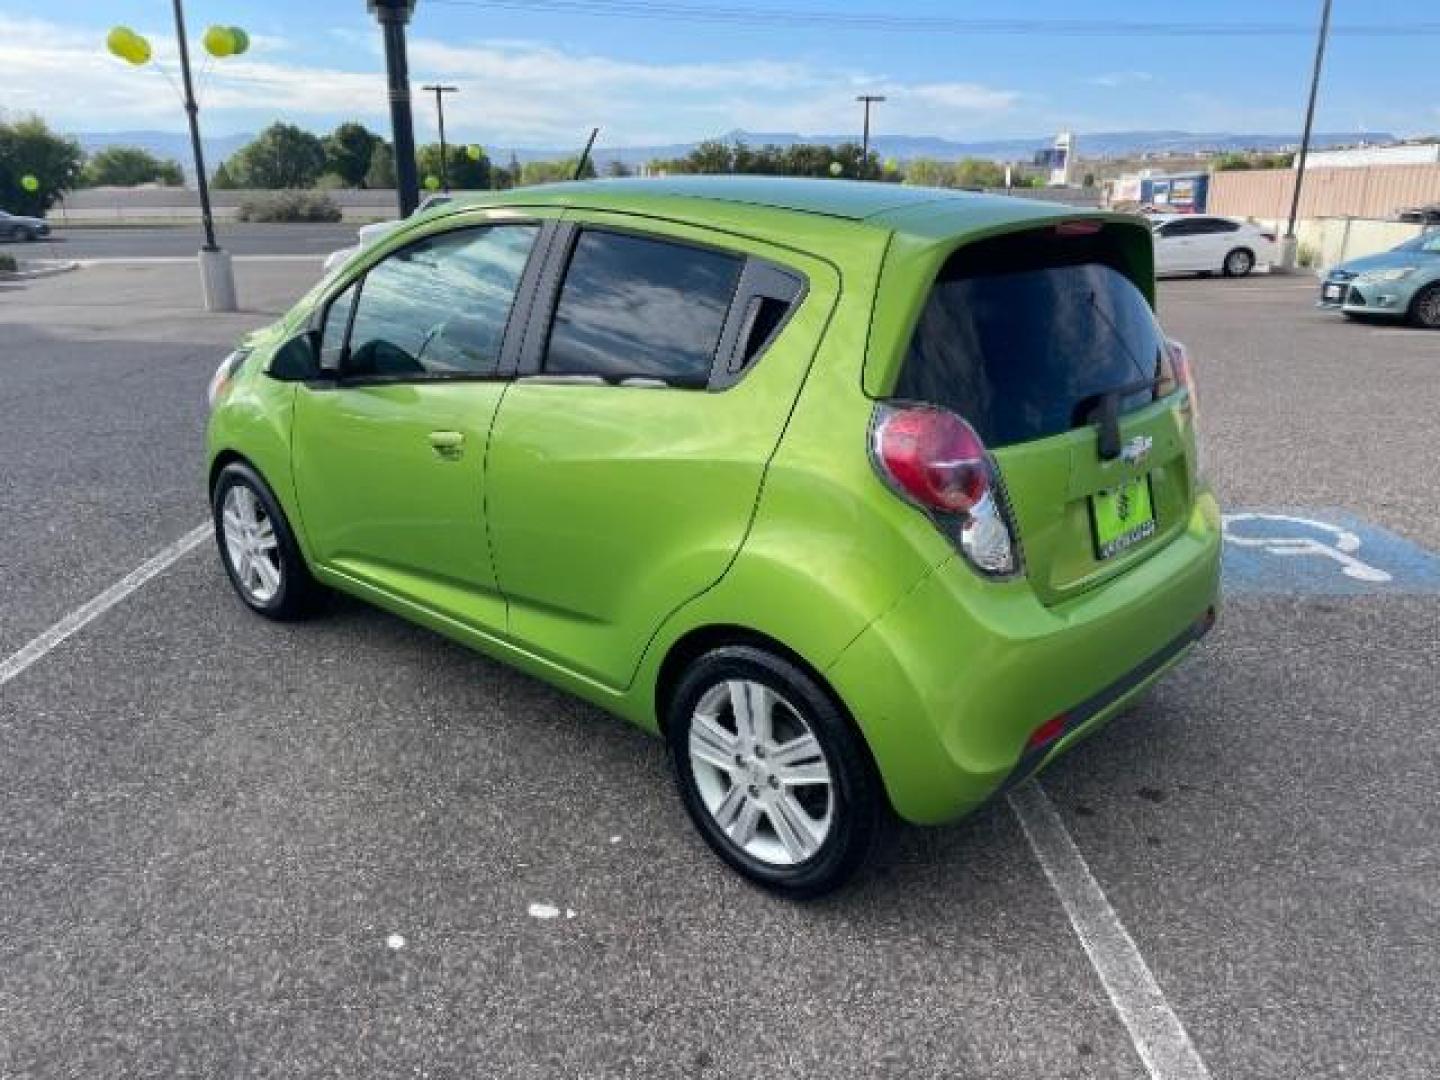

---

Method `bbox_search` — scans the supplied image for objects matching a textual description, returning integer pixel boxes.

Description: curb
[0,260,81,282]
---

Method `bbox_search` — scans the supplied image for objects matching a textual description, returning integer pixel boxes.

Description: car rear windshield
[895,225,1166,447]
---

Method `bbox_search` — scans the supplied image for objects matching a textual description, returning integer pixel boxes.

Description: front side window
[319,283,356,370]
[343,225,538,379]
[544,229,743,387]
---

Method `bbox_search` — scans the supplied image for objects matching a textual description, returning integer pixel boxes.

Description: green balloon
[424,174,441,191]
[228,27,250,56]
[466,145,482,161]
[203,25,235,58]
[106,26,151,66]
[828,161,843,177]
[883,157,899,173]
[21,175,39,193]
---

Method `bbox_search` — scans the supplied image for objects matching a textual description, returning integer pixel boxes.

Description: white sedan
[1151,214,1277,277]
[321,194,455,276]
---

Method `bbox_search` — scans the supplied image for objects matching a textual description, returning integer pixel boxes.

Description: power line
[425,0,1440,38]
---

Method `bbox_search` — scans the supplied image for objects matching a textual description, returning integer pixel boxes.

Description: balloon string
[149,59,185,107]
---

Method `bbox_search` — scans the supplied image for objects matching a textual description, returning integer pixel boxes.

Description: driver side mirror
[269,330,323,381]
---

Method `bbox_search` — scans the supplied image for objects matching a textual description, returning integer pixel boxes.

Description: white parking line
[0,524,209,689]
[1009,781,1212,1080]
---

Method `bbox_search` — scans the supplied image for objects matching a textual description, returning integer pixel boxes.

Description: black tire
[210,461,320,620]
[666,645,889,900]
[1408,283,1440,329]
[1222,247,1255,277]
[24,227,40,242]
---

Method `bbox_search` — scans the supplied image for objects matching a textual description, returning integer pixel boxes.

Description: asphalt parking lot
[1,244,1437,1078]
[3,222,358,260]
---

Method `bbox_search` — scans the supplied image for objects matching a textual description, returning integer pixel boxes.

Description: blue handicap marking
[1222,509,1440,595]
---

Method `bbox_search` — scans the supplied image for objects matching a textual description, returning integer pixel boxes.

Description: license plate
[1091,476,1156,560]
[1323,284,1344,301]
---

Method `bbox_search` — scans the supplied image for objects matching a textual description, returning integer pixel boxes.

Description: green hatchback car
[206,177,1221,897]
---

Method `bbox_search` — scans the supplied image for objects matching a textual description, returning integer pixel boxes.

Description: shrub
[235,190,342,223]
[0,253,17,274]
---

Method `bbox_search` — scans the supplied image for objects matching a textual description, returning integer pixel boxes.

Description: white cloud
[1088,71,1153,88]
[0,13,1024,145]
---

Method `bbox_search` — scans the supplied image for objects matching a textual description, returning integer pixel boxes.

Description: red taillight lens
[1026,714,1068,752]
[1167,339,1197,411]
[872,404,990,514]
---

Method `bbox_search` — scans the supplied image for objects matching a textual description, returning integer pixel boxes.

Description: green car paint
[207,177,1221,827]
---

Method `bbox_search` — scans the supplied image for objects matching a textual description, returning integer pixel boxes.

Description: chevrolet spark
[206,177,1221,898]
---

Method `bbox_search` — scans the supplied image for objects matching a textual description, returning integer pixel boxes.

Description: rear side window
[544,230,743,387]
[896,227,1165,447]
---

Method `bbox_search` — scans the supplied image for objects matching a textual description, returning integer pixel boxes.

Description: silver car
[0,209,50,242]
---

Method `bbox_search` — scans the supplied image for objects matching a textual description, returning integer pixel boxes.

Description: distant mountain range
[73,127,1397,180]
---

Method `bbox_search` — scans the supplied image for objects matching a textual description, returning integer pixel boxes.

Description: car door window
[343,225,538,379]
[544,229,743,387]
[319,283,357,370]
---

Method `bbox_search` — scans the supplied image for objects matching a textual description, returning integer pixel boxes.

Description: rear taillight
[1260,231,1277,244]
[1167,339,1197,417]
[870,403,1018,576]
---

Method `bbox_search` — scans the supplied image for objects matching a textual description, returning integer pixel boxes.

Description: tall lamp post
[856,94,886,180]
[1282,0,1333,269]
[172,0,234,311]
[369,0,420,216]
[422,84,459,191]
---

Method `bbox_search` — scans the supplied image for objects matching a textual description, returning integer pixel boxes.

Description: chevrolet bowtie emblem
[1119,435,1153,466]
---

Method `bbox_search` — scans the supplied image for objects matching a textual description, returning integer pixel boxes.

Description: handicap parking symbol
[1222,510,1440,595]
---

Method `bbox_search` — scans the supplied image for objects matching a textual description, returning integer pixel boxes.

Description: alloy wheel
[221,483,283,604]
[1415,286,1440,328]
[687,678,834,866]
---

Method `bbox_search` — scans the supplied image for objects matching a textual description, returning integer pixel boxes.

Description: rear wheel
[1222,248,1255,277]
[666,645,888,899]
[211,462,319,620]
[1409,283,1440,329]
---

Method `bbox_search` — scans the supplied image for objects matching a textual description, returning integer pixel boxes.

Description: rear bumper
[826,490,1222,825]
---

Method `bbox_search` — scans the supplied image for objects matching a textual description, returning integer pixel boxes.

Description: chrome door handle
[428,430,464,457]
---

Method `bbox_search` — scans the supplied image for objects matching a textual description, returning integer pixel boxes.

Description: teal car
[206,178,1221,897]
[1318,230,1440,327]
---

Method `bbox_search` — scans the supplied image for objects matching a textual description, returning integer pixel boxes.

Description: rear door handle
[428,430,465,457]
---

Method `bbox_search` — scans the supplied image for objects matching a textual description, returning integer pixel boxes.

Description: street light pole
[369,0,420,216]
[1283,0,1332,267]
[171,0,235,310]
[856,95,886,180]
[423,84,458,191]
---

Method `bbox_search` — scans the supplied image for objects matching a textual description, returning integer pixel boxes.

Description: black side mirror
[269,331,322,381]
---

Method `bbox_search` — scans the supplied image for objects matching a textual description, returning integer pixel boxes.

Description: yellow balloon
[21,175,39,193]
[466,145,482,161]
[228,28,250,56]
[203,25,235,58]
[106,26,150,66]
[423,174,441,191]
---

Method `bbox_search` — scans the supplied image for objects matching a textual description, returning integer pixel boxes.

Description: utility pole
[1283,0,1332,268]
[172,0,235,310]
[423,84,458,190]
[856,95,886,180]
[369,0,420,216]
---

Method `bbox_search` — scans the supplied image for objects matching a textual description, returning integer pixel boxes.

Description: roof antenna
[573,127,599,180]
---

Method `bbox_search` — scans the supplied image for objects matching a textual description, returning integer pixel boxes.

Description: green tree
[415,143,491,190]
[903,158,954,188]
[518,157,592,185]
[81,146,184,187]
[323,121,381,187]
[0,116,84,215]
[225,123,327,188]
[211,160,239,189]
[364,141,397,189]
[953,157,1005,188]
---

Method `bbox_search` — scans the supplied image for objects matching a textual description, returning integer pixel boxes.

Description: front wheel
[666,645,888,899]
[1222,248,1255,277]
[1409,283,1440,329]
[211,461,319,620]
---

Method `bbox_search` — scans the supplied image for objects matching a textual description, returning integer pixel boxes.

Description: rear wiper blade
[1075,376,1163,461]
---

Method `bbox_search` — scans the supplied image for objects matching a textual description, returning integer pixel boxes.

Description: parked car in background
[1318,230,1440,328]
[1151,214,1275,277]
[321,193,454,276]
[207,178,1219,897]
[0,209,50,242]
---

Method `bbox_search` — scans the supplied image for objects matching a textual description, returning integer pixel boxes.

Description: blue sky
[1,1,1434,147]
